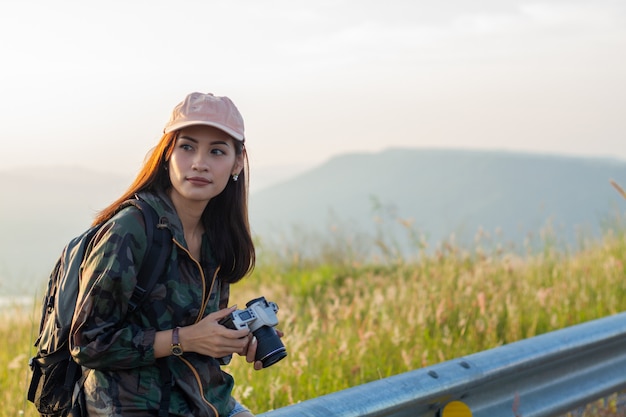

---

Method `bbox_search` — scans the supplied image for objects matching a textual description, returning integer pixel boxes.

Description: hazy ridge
[2,148,626,295]
[249,148,626,254]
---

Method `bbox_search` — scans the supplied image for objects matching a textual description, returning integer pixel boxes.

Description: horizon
[1,1,625,177]
[2,145,626,297]
[3,145,626,194]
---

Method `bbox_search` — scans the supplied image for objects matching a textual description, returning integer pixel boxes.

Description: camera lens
[253,326,287,368]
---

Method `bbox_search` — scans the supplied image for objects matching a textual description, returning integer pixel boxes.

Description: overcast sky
[1,0,625,182]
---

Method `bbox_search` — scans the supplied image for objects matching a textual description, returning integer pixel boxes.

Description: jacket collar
[136,189,186,245]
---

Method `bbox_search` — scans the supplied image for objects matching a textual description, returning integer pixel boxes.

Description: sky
[1,0,625,186]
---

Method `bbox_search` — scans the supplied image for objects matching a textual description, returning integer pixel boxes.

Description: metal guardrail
[258,311,626,417]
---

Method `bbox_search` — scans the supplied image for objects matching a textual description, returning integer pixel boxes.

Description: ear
[232,153,244,176]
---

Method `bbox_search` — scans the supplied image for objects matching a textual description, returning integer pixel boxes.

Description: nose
[191,153,209,172]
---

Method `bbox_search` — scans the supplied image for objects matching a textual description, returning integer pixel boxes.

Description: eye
[179,143,193,151]
[211,148,226,156]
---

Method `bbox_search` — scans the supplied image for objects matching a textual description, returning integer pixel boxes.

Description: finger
[222,328,250,340]
[221,333,248,346]
[254,360,263,371]
[240,333,253,356]
[213,336,250,358]
[208,305,238,322]
[246,336,257,363]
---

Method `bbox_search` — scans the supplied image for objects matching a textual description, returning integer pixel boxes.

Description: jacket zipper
[173,240,220,323]
[179,355,219,416]
[173,240,222,415]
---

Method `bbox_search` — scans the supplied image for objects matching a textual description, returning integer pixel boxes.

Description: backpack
[27,197,172,417]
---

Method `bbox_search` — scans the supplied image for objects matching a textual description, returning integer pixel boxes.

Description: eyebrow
[178,135,231,147]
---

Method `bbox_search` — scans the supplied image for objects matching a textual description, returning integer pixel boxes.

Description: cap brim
[164,121,244,141]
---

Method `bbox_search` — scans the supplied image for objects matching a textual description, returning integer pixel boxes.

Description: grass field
[3,222,626,416]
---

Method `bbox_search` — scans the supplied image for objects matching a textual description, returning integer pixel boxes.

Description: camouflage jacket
[70,190,237,417]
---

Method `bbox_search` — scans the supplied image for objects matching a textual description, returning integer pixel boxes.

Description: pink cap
[163,92,245,141]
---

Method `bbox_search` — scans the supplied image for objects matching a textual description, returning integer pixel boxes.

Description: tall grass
[3,220,626,416]
[1,301,39,416]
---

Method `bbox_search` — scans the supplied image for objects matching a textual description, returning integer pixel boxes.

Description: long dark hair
[93,131,255,283]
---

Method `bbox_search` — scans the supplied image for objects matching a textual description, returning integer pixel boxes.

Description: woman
[71,92,263,416]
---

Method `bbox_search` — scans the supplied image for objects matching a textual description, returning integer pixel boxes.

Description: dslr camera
[218,296,287,368]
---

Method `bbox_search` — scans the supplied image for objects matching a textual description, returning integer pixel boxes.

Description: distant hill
[2,149,626,294]
[249,148,626,255]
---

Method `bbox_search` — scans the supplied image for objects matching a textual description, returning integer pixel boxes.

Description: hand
[242,328,284,371]
[182,306,250,358]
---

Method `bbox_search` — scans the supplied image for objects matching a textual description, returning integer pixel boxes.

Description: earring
[232,174,239,182]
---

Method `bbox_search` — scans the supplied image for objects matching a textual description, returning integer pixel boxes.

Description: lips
[186,176,212,186]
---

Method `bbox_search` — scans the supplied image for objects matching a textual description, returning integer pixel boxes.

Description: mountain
[2,149,626,294]
[248,148,626,254]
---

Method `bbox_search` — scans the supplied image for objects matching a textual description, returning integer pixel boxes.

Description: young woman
[70,92,265,416]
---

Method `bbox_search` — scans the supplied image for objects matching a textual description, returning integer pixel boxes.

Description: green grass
[4,223,626,416]
[1,301,39,417]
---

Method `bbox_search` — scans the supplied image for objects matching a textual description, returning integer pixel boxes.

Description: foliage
[3,218,626,416]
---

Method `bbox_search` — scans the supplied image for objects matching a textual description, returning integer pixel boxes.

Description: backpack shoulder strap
[121,198,172,313]
[122,198,174,415]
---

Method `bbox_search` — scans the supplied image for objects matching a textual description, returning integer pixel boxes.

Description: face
[167,125,243,208]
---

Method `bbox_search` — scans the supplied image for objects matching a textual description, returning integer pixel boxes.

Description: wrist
[177,325,194,353]
[171,327,183,356]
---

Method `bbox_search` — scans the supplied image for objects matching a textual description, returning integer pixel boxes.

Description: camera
[218,296,287,368]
